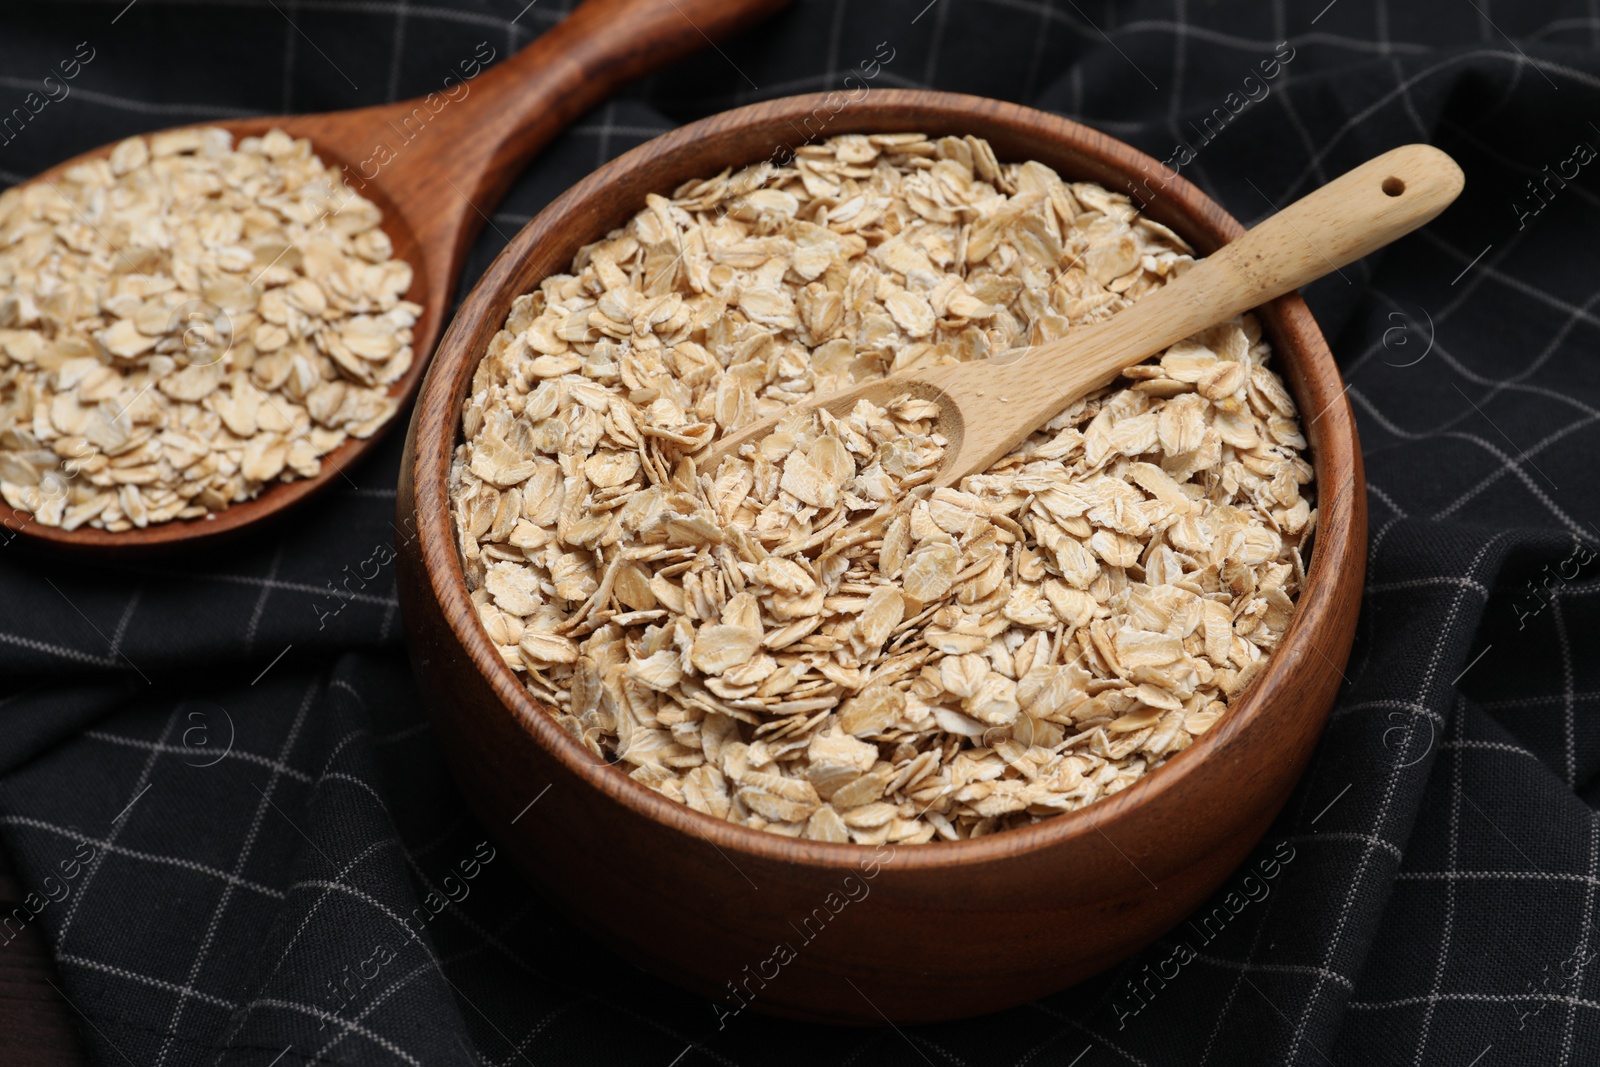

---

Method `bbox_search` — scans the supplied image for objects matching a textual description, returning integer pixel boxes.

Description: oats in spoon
[0,127,419,531]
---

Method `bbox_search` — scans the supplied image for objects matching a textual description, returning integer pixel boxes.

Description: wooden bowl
[396,90,1366,1025]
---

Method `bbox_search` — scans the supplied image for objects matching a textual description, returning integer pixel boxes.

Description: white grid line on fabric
[1288,831,1405,862]
[314,720,369,776]
[0,629,115,667]
[1197,888,1276,1067]
[0,816,286,899]
[1168,0,1186,120]
[1527,15,1600,40]
[374,720,431,745]
[118,566,398,608]
[311,902,554,1066]
[393,841,555,985]
[1203,654,1339,1065]
[645,65,934,112]
[318,772,389,810]
[1418,210,1543,332]
[54,707,182,946]
[240,997,423,1065]
[1285,533,1509,1062]
[291,878,420,933]
[973,0,1433,55]
[47,0,562,32]
[1441,739,1542,761]
[280,0,297,113]
[1395,870,1600,885]
[1366,576,1492,596]
[1366,483,1411,520]
[83,729,314,783]
[0,76,261,117]
[403,815,467,860]
[1560,808,1600,1064]
[488,1000,584,1067]
[379,596,399,643]
[920,0,953,87]
[1019,0,1055,101]
[1268,62,1329,189]
[1389,55,1432,141]
[295,873,729,1067]
[1441,115,1600,216]
[59,953,239,1010]
[1329,698,1445,726]
[1349,992,1600,1012]
[1410,695,1467,1062]
[214,697,550,1058]
[1029,1000,1152,1067]
[1428,408,1599,532]
[1277,49,1600,203]
[1422,228,1600,332]
[154,680,316,1067]
[1351,364,1591,467]
[1347,387,1598,539]
[591,100,616,170]
[387,0,410,103]
[1172,947,1356,991]
[1345,307,1600,427]
[244,545,284,653]
[822,0,844,87]
[212,835,399,1056]
[1354,238,1600,416]
[1554,592,1577,787]
[108,586,143,664]
[1478,690,1600,711]
[1346,505,1411,686]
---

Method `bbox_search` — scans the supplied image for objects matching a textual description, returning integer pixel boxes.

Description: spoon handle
[373,0,790,276]
[447,0,790,205]
[940,144,1464,479]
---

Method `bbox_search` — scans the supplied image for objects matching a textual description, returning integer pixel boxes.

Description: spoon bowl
[0,0,789,554]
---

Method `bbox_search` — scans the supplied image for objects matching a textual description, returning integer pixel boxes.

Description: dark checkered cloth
[2,0,1598,1063]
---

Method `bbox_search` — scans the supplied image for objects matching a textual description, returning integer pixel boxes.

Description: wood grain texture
[0,0,791,555]
[396,90,1369,1025]
[707,144,1461,485]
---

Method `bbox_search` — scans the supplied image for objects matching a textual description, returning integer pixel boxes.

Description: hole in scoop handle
[1187,143,1464,314]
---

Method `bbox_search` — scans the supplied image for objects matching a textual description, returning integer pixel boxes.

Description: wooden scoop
[705,144,1463,486]
[2,0,789,553]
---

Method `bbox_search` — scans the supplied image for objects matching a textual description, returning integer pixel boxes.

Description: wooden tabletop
[0,841,89,1065]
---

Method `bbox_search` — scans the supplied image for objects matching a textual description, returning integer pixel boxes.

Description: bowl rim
[407,88,1363,872]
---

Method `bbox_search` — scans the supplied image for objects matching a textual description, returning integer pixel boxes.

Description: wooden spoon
[2,0,789,553]
[704,144,1463,486]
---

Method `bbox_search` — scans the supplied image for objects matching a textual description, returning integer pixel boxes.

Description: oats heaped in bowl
[449,132,1313,845]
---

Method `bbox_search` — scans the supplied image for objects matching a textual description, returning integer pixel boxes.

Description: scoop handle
[943,144,1464,479]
